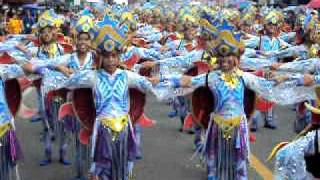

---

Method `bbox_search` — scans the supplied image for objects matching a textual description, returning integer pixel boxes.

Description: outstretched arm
[243,72,316,105]
[142,50,204,74]
[274,130,318,180]
[0,64,25,81]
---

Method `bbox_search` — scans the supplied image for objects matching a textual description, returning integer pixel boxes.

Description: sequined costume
[274,130,320,180]
[45,69,158,180]
[0,64,25,180]
[160,68,301,179]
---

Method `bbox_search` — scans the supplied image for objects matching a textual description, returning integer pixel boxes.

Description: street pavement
[15,88,296,180]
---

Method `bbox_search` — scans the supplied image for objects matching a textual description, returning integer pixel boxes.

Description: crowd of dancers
[0,1,320,180]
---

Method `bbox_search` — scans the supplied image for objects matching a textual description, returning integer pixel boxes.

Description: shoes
[39,159,52,166]
[59,158,71,166]
[168,111,178,118]
[136,150,143,160]
[30,116,42,123]
[264,123,277,129]
[187,129,195,134]
[250,127,257,132]
[194,141,203,152]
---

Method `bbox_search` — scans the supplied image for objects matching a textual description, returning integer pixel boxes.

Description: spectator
[0,12,7,36]
[7,13,23,34]
[286,10,296,30]
[23,10,35,34]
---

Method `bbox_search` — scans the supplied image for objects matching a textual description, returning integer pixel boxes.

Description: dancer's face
[218,55,238,72]
[39,27,53,44]
[101,51,120,73]
[266,23,277,36]
[76,33,91,54]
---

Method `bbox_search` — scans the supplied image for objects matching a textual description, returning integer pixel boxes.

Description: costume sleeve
[157,50,204,74]
[274,130,318,180]
[279,32,296,43]
[0,64,25,81]
[59,70,96,89]
[131,46,162,60]
[276,58,320,73]
[269,45,308,60]
[240,57,276,70]
[243,72,316,105]
[150,42,163,50]
[144,32,162,42]
[157,72,215,99]
[279,38,293,48]
[126,70,154,93]
[244,36,259,49]
[41,70,96,94]
[29,54,72,72]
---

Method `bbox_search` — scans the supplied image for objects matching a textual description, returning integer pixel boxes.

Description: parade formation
[1,0,320,179]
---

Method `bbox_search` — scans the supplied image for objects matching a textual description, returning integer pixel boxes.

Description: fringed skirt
[64,115,91,177]
[0,129,23,180]
[205,118,249,180]
[92,125,136,180]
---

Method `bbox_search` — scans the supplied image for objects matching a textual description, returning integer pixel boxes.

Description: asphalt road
[15,87,296,180]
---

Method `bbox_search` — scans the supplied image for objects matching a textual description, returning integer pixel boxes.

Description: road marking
[250,153,273,179]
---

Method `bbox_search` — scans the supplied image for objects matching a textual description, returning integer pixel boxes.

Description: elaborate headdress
[37,9,64,29]
[264,10,284,25]
[92,15,127,53]
[212,20,244,57]
[74,15,95,37]
[200,12,243,57]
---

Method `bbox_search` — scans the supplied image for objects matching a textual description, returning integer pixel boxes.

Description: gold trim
[101,115,129,133]
[0,122,10,138]
[213,115,241,140]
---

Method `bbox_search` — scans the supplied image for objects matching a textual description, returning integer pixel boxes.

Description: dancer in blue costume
[157,18,303,180]
[37,16,160,180]
[244,11,292,131]
[15,10,69,167]
[0,64,25,180]
[33,15,96,179]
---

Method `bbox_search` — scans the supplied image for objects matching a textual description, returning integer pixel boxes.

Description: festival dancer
[37,16,160,180]
[0,64,25,180]
[244,10,291,131]
[33,14,96,179]
[15,10,69,166]
[158,18,299,180]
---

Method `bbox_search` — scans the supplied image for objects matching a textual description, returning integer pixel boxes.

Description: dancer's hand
[271,75,289,85]
[303,74,315,86]
[148,76,160,85]
[142,61,156,69]
[160,46,168,52]
[270,63,283,70]
[56,65,73,77]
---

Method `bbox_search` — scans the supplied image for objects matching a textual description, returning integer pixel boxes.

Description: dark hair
[77,31,91,39]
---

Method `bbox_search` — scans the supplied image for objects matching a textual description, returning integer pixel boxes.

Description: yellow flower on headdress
[37,9,62,29]
[182,14,197,23]
[265,11,284,25]
[75,16,94,33]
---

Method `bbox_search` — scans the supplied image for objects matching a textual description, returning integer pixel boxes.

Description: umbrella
[307,0,320,8]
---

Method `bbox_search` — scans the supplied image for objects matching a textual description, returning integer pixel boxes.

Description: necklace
[220,69,243,89]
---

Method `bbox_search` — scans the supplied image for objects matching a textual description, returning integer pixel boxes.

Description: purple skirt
[93,125,136,180]
[205,119,249,180]
[0,129,23,180]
